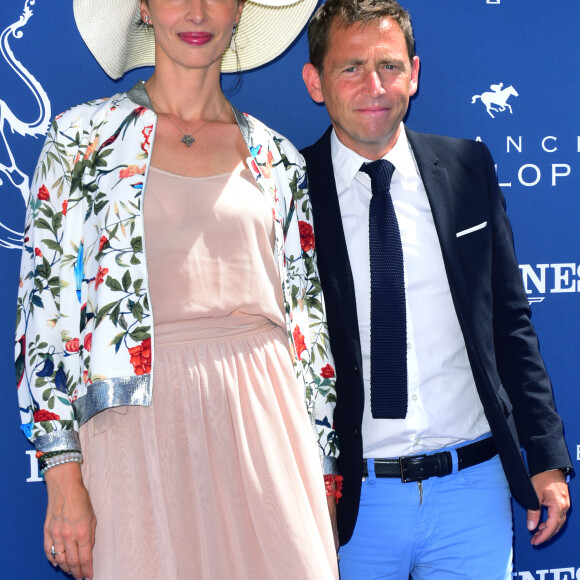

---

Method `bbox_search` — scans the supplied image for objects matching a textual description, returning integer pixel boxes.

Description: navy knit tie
[361,160,407,419]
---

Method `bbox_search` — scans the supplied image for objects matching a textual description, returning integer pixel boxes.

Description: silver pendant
[181,134,195,147]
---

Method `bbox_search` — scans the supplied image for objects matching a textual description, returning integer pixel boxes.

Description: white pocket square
[456,221,487,238]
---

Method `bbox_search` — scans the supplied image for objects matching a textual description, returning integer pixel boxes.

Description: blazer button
[353,365,359,373]
[353,427,360,437]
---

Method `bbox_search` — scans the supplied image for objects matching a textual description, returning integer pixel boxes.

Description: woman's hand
[44,462,96,580]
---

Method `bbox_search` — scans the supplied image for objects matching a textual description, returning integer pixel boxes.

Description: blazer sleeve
[483,142,572,475]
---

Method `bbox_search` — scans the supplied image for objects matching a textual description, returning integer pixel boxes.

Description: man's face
[303,18,419,159]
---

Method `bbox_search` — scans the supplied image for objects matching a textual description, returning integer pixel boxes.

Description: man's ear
[409,56,420,97]
[302,63,325,104]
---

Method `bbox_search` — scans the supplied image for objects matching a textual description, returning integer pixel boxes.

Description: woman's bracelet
[39,451,83,477]
[36,449,76,461]
[324,474,344,502]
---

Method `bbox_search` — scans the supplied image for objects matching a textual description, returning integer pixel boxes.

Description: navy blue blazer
[301,127,572,545]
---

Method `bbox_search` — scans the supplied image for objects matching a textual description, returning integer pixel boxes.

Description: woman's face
[140,0,243,73]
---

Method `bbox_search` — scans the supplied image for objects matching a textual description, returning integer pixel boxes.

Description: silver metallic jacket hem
[35,430,81,453]
[73,375,152,427]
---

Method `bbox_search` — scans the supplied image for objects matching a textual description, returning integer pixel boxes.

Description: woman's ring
[50,545,65,558]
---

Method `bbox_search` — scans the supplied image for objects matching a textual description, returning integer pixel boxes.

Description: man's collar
[330,124,418,190]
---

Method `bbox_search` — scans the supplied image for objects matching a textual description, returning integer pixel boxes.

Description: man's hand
[527,469,570,546]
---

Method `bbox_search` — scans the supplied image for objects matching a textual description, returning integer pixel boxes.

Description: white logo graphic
[519,263,580,305]
[471,83,518,118]
[0,0,51,249]
[513,568,580,579]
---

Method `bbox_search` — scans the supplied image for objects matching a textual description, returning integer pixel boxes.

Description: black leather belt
[362,437,497,483]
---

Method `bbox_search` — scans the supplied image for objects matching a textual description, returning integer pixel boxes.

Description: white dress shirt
[331,126,490,458]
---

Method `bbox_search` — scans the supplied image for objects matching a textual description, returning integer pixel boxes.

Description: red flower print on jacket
[299,221,315,253]
[320,364,335,379]
[34,248,42,257]
[65,338,80,353]
[141,125,153,154]
[37,185,50,200]
[128,338,152,375]
[261,150,275,179]
[293,326,307,359]
[84,333,92,352]
[98,235,108,253]
[84,137,99,160]
[62,200,68,215]
[119,165,145,179]
[95,266,108,290]
[33,410,60,422]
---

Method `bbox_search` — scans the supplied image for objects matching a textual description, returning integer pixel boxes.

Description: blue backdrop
[1,0,578,578]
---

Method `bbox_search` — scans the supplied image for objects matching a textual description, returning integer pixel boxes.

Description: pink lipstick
[178,32,213,46]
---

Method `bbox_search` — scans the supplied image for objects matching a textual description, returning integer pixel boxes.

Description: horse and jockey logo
[472,83,518,118]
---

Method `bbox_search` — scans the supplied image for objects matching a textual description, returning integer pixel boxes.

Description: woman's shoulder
[241,110,285,142]
[52,91,140,129]
[241,110,302,163]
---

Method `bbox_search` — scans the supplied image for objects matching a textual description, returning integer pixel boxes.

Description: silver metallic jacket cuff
[34,430,81,453]
[323,456,339,476]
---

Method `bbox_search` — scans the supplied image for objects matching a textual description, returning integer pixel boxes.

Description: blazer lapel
[302,129,363,365]
[406,128,474,321]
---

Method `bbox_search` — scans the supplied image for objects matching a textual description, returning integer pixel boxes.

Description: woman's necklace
[148,90,227,147]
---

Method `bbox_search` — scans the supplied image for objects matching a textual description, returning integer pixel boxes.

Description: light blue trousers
[339,442,513,580]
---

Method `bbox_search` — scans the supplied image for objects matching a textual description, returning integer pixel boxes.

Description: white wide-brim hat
[73,0,317,79]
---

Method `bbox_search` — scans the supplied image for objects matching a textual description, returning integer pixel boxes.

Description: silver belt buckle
[399,454,426,483]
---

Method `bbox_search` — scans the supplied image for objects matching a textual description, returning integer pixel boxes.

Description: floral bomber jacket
[16,82,338,474]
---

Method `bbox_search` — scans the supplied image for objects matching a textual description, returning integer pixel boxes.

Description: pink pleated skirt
[80,315,338,579]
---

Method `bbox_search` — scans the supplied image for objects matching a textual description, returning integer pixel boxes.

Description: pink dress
[79,165,338,579]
